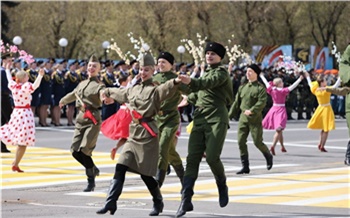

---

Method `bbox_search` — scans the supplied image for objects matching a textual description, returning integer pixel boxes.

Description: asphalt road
[1,118,349,218]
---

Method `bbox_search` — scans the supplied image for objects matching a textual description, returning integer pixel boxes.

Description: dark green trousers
[237,119,269,156]
[158,124,182,171]
[185,122,227,179]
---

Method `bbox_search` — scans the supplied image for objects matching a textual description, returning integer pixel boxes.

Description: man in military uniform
[26,61,40,115]
[64,60,80,126]
[76,60,88,82]
[38,58,54,127]
[337,44,350,166]
[96,52,182,216]
[129,59,139,77]
[153,52,189,188]
[59,55,105,192]
[101,60,119,120]
[175,42,233,218]
[51,63,65,126]
[229,64,273,175]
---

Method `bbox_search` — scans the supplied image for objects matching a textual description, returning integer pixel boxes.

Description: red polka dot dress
[0,81,36,146]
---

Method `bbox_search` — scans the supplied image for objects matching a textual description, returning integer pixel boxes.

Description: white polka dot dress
[0,81,36,146]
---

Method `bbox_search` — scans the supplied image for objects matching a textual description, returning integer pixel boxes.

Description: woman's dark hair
[316,74,325,86]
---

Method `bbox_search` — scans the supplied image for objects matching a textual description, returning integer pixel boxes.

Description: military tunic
[59,77,105,156]
[39,69,52,105]
[153,71,189,171]
[51,70,65,106]
[229,80,269,156]
[185,63,233,178]
[101,71,120,120]
[64,70,80,106]
[104,78,179,177]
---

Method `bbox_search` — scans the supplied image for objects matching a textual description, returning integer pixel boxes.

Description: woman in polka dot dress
[0,61,44,172]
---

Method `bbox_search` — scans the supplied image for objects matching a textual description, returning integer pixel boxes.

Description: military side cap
[89,55,99,63]
[140,52,155,67]
[205,42,226,59]
[157,51,174,65]
[248,64,261,74]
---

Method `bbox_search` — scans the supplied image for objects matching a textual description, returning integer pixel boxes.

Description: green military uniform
[185,63,233,178]
[229,80,269,155]
[338,45,350,165]
[59,77,105,156]
[153,71,189,187]
[176,42,231,218]
[104,78,180,177]
[229,65,273,175]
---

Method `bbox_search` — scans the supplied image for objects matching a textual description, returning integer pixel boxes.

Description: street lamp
[13,36,23,47]
[59,38,68,58]
[102,41,110,60]
[177,45,185,63]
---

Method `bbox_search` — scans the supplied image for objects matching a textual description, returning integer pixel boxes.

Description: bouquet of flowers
[331,41,341,63]
[0,40,35,64]
[108,38,131,65]
[127,32,154,63]
[181,33,207,66]
[225,34,251,65]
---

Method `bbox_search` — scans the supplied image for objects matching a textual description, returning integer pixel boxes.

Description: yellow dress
[307,81,335,132]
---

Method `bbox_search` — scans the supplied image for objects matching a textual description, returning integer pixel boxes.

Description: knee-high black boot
[236,155,250,174]
[156,169,167,188]
[84,165,100,192]
[345,141,350,166]
[175,176,195,218]
[148,187,164,216]
[96,179,124,215]
[263,152,273,170]
[173,164,184,185]
[215,175,229,207]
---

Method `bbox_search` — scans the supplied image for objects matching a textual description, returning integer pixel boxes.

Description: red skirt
[101,107,132,140]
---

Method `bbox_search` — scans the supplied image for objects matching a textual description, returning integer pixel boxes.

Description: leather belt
[133,117,154,124]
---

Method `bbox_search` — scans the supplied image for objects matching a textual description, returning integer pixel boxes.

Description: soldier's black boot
[149,187,164,216]
[166,165,171,175]
[263,152,273,170]
[156,169,167,188]
[175,176,195,218]
[84,165,100,192]
[236,155,250,174]
[344,141,350,166]
[96,179,123,215]
[215,175,229,207]
[173,164,184,186]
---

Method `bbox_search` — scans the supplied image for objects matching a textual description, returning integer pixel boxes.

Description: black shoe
[236,155,250,174]
[166,165,171,175]
[1,148,11,153]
